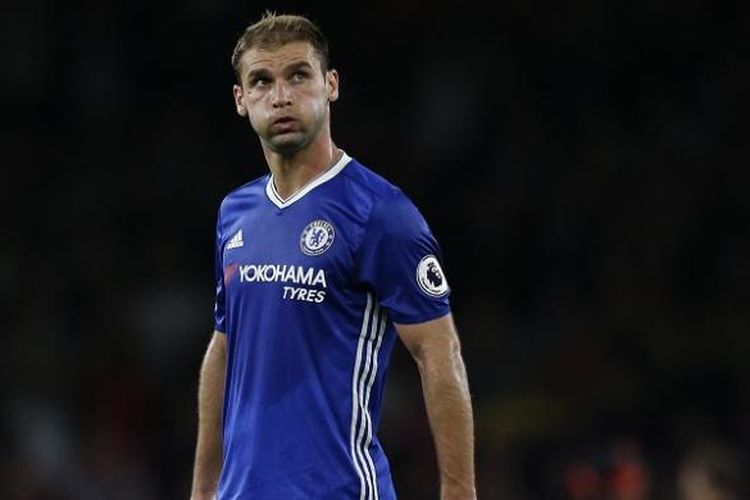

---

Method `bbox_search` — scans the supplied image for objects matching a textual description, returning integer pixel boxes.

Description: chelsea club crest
[300,220,336,256]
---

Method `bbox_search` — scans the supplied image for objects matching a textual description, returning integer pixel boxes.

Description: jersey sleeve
[214,207,227,334]
[356,189,451,324]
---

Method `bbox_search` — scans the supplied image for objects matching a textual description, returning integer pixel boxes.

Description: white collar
[265,151,351,209]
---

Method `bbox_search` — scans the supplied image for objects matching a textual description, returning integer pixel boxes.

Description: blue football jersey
[214,152,451,499]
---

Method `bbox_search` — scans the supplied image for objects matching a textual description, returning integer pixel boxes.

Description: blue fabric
[213,155,450,499]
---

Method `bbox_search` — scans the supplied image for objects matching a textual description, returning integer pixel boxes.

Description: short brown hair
[231,12,330,79]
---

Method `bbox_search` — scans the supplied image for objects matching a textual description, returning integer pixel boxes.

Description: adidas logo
[226,229,244,249]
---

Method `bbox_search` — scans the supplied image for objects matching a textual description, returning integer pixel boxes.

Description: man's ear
[326,69,339,103]
[233,84,247,116]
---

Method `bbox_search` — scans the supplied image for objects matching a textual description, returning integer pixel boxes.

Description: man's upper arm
[204,330,227,362]
[356,189,451,325]
[214,204,228,334]
[395,312,460,362]
[211,329,227,344]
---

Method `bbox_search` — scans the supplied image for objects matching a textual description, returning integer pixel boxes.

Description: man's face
[233,41,339,155]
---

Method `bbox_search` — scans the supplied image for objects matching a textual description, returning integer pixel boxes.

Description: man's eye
[251,77,269,87]
[291,71,308,82]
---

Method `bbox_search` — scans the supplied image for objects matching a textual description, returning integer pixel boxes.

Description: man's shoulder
[219,174,268,209]
[341,157,429,236]
[341,157,404,205]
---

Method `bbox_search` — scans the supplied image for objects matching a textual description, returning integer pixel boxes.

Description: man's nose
[271,81,292,107]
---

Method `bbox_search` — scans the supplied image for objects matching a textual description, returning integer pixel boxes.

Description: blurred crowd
[2,1,748,498]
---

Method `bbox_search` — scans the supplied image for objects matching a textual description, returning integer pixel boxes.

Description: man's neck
[265,139,341,201]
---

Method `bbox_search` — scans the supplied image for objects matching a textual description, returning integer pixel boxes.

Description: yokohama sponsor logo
[238,264,327,288]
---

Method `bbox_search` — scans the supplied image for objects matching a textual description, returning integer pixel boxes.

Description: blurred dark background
[2,1,749,499]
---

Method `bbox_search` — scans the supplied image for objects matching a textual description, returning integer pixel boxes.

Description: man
[191,12,475,500]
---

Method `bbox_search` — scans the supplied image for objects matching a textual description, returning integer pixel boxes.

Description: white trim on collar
[265,151,351,209]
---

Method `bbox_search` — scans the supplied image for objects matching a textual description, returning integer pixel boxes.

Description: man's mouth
[271,116,298,134]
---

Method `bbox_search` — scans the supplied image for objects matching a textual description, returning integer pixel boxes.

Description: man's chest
[221,204,360,305]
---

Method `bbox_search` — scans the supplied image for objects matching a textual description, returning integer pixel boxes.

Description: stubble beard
[257,109,326,157]
[264,129,312,156]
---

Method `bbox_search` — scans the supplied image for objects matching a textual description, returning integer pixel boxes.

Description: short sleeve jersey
[214,152,451,499]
